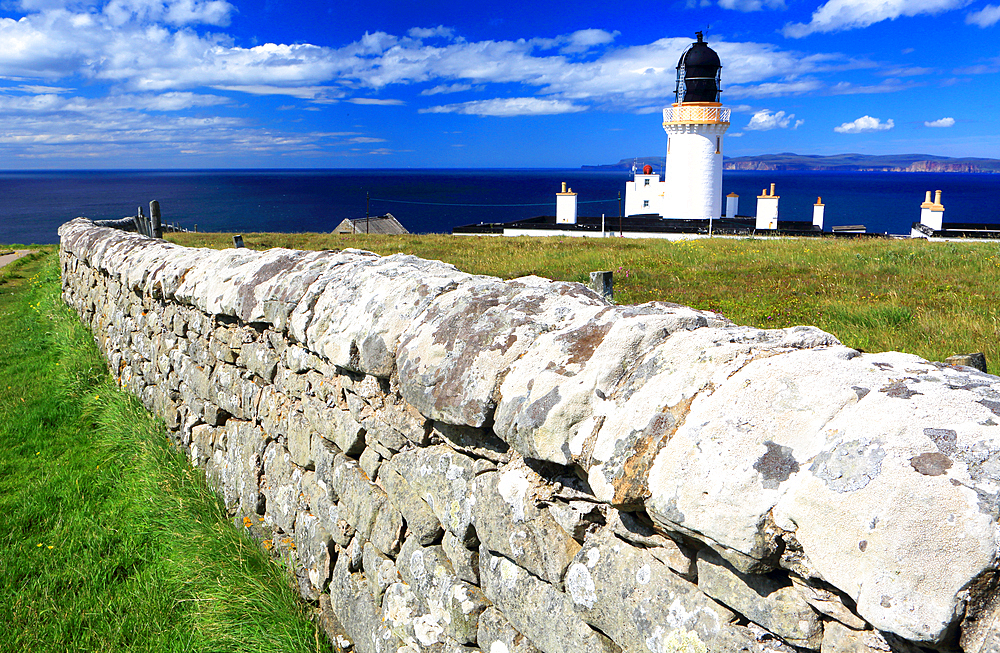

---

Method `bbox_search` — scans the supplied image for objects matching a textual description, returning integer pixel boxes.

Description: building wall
[664,124,727,220]
[58,217,1000,653]
[624,174,666,216]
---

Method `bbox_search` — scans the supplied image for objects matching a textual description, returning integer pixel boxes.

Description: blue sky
[0,0,997,168]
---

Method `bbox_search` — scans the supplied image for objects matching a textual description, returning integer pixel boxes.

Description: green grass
[0,251,330,652]
[170,232,1000,370]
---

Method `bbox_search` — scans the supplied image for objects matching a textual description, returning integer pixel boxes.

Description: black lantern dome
[675,32,722,104]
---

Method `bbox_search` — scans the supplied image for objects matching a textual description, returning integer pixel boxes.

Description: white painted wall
[663,123,728,221]
[756,196,778,230]
[556,192,578,224]
[813,201,825,230]
[726,194,738,220]
[624,174,667,216]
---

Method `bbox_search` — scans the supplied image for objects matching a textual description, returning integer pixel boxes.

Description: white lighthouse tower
[662,32,730,221]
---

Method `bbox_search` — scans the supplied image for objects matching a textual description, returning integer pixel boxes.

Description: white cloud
[719,0,786,11]
[967,4,1000,25]
[420,83,472,95]
[103,0,234,27]
[531,28,619,54]
[562,29,619,53]
[348,98,405,105]
[925,116,955,127]
[834,115,894,133]
[420,97,585,117]
[407,26,455,40]
[783,0,972,37]
[745,109,797,130]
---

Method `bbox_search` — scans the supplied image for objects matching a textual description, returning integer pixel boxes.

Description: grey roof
[333,213,409,235]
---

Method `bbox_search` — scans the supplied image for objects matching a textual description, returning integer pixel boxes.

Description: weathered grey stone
[330,452,403,555]
[477,606,542,653]
[397,536,489,645]
[607,509,697,581]
[258,385,290,438]
[304,252,469,377]
[696,548,822,649]
[218,420,267,516]
[565,529,735,653]
[380,465,444,546]
[190,423,217,466]
[473,464,580,586]
[397,275,608,428]
[820,620,924,653]
[294,510,333,598]
[328,553,403,653]
[346,533,365,572]
[286,409,315,469]
[371,497,405,557]
[304,394,365,455]
[547,500,607,542]
[210,362,262,420]
[364,541,400,608]
[946,352,988,374]
[495,303,729,470]
[314,493,354,547]
[360,447,382,480]
[239,340,279,382]
[441,531,479,585]
[283,343,322,373]
[643,345,1000,645]
[387,445,478,546]
[432,422,511,463]
[479,547,617,653]
[314,437,341,501]
[962,576,1000,653]
[261,440,307,534]
[208,335,235,364]
[275,365,310,398]
[789,575,867,631]
[318,593,356,653]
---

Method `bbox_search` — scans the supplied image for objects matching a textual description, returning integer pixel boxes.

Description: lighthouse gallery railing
[663,105,731,124]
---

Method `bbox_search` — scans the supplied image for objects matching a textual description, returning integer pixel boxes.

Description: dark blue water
[2,169,998,244]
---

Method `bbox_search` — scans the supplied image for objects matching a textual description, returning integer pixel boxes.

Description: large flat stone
[397,275,607,428]
[565,529,737,653]
[385,445,478,546]
[473,463,580,586]
[479,547,617,653]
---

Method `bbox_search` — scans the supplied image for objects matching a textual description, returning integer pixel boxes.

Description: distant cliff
[584,154,1000,173]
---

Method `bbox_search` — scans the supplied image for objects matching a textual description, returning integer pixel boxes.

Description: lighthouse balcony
[662,104,730,125]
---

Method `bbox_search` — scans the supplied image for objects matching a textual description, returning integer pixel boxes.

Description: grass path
[0,250,330,652]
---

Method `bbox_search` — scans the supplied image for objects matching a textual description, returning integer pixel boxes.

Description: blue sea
[2,169,999,245]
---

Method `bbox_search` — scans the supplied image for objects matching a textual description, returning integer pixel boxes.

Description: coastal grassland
[0,251,330,652]
[169,232,1000,370]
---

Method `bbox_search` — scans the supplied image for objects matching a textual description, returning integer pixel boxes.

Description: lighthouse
[662,32,730,221]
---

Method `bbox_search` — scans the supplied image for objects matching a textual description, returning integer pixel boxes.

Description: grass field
[0,250,331,652]
[169,232,1000,371]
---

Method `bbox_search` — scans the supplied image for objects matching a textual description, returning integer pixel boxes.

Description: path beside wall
[59,217,1000,653]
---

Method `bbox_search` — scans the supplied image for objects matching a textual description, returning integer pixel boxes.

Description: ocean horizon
[3,168,999,245]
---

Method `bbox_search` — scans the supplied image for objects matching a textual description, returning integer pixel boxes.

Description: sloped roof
[333,213,409,235]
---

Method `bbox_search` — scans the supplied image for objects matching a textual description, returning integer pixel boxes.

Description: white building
[625,32,730,221]
[624,166,667,216]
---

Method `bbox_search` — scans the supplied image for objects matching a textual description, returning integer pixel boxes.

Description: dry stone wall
[58,216,1000,653]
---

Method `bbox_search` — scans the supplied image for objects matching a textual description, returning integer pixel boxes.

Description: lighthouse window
[716,137,721,154]
[643,200,649,208]
[644,178,650,186]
